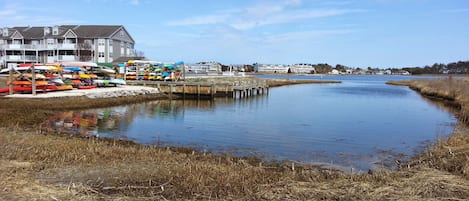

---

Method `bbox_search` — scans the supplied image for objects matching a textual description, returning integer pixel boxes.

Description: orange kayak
[7,80,49,86]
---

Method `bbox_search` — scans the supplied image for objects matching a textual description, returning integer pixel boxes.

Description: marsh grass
[388,77,469,178]
[0,77,468,200]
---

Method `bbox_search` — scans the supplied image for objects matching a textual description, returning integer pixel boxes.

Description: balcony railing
[57,55,78,61]
[0,43,77,50]
[4,55,38,62]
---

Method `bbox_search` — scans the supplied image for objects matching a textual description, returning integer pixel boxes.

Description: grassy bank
[387,77,469,123]
[387,77,469,177]
[0,77,468,200]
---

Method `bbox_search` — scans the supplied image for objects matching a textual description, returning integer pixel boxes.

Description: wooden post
[169,84,173,99]
[31,65,36,96]
[197,84,200,100]
[183,84,186,99]
[8,68,13,95]
[211,83,215,99]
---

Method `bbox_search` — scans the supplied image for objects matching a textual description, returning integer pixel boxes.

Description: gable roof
[0,25,134,43]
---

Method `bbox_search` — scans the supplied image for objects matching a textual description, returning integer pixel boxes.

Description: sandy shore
[3,85,161,99]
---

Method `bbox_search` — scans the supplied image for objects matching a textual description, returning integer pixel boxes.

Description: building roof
[0,25,134,43]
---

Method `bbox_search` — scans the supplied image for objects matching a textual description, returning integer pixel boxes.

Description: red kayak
[0,85,59,93]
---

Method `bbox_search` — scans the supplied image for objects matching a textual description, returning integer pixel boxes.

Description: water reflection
[43,76,457,171]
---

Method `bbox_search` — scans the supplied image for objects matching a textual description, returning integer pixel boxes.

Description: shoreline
[0,77,468,200]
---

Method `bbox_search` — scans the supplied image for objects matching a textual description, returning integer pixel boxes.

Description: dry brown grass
[388,77,469,123]
[388,77,469,178]
[2,127,469,200]
[0,77,469,200]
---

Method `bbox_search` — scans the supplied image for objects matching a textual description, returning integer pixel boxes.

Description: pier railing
[126,80,269,100]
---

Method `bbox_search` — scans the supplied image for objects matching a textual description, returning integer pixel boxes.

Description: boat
[0,85,59,93]
[111,78,126,85]
[78,85,96,90]
[12,73,46,79]
[7,80,49,86]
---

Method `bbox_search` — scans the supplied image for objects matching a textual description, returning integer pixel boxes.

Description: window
[109,52,113,58]
[0,40,3,45]
[98,52,105,58]
[47,51,54,57]
[47,39,54,45]
[109,40,113,46]
[52,27,58,35]
[98,39,105,46]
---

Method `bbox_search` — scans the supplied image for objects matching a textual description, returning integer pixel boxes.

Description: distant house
[0,25,136,68]
[254,63,289,73]
[399,70,411,75]
[329,69,340,75]
[289,63,316,74]
[185,62,222,74]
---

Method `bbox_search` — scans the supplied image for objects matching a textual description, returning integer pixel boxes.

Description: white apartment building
[0,25,135,68]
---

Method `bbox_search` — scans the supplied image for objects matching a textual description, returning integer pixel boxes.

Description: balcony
[57,43,77,50]
[58,55,78,61]
[0,43,77,50]
[5,55,38,62]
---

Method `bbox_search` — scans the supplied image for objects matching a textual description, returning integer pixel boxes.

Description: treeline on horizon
[402,61,469,74]
[318,61,469,74]
[219,60,469,74]
[313,61,469,74]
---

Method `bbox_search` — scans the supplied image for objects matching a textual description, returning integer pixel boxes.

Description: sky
[0,0,468,68]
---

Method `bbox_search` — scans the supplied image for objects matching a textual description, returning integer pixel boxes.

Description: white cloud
[265,29,355,42]
[166,1,363,31]
[0,2,83,27]
[236,9,362,30]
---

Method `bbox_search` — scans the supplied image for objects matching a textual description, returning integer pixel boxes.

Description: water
[44,75,457,171]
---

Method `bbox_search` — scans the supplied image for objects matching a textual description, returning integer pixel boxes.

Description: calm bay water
[45,75,456,171]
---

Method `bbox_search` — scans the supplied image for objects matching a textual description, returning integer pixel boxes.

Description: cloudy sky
[1,0,468,68]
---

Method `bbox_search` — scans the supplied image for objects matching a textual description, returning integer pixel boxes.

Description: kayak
[0,85,58,93]
[7,80,49,86]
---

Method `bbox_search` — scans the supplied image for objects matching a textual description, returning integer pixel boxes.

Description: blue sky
[1,0,468,68]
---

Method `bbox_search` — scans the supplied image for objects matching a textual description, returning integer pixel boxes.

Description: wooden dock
[126,80,269,100]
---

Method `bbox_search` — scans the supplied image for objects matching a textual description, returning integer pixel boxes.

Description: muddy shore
[0,77,468,200]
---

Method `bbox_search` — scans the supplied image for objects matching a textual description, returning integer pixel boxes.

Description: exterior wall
[255,64,289,73]
[0,25,135,68]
